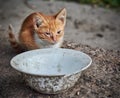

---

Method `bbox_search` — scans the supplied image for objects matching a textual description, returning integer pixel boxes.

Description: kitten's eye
[45,32,50,36]
[57,31,61,34]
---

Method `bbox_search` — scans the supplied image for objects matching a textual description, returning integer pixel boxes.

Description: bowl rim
[10,48,92,77]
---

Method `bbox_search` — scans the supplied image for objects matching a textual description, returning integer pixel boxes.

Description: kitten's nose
[52,36,57,43]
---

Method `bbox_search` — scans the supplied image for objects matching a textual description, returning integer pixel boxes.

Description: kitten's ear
[33,16,43,29]
[55,8,67,26]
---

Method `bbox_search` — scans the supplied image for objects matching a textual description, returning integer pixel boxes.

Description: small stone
[76,91,80,96]
[96,33,103,38]
[48,96,50,98]
[75,47,81,51]
[67,43,72,47]
[90,50,96,56]
[71,42,77,46]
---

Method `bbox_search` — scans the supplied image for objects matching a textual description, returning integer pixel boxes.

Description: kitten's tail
[8,24,22,53]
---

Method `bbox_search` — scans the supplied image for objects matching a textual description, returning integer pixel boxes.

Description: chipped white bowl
[10,48,92,94]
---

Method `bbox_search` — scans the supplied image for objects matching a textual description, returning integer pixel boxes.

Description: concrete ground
[0,0,120,98]
[0,0,120,50]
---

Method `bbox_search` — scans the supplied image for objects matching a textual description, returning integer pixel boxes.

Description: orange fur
[8,8,67,52]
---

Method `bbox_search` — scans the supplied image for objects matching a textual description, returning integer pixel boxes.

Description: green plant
[65,0,120,8]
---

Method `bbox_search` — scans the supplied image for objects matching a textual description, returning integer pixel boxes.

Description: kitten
[8,8,66,52]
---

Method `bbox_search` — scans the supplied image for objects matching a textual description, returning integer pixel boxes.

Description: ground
[0,0,120,50]
[0,0,120,98]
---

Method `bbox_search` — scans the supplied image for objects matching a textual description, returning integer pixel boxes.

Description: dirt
[0,0,120,98]
[0,30,120,98]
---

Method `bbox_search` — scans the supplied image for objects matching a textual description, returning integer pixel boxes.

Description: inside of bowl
[11,48,92,76]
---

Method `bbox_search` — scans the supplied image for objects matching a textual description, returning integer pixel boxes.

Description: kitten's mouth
[50,41,57,44]
[42,39,57,45]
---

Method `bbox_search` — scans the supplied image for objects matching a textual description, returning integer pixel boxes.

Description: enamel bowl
[10,48,92,94]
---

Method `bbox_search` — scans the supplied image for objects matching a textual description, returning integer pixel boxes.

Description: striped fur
[8,8,66,53]
[8,24,23,53]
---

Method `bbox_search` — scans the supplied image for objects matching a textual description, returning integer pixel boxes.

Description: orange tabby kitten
[8,8,66,52]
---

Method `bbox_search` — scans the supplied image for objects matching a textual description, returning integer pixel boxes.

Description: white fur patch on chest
[34,33,63,48]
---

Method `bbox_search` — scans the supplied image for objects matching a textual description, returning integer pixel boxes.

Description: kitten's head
[33,8,66,44]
